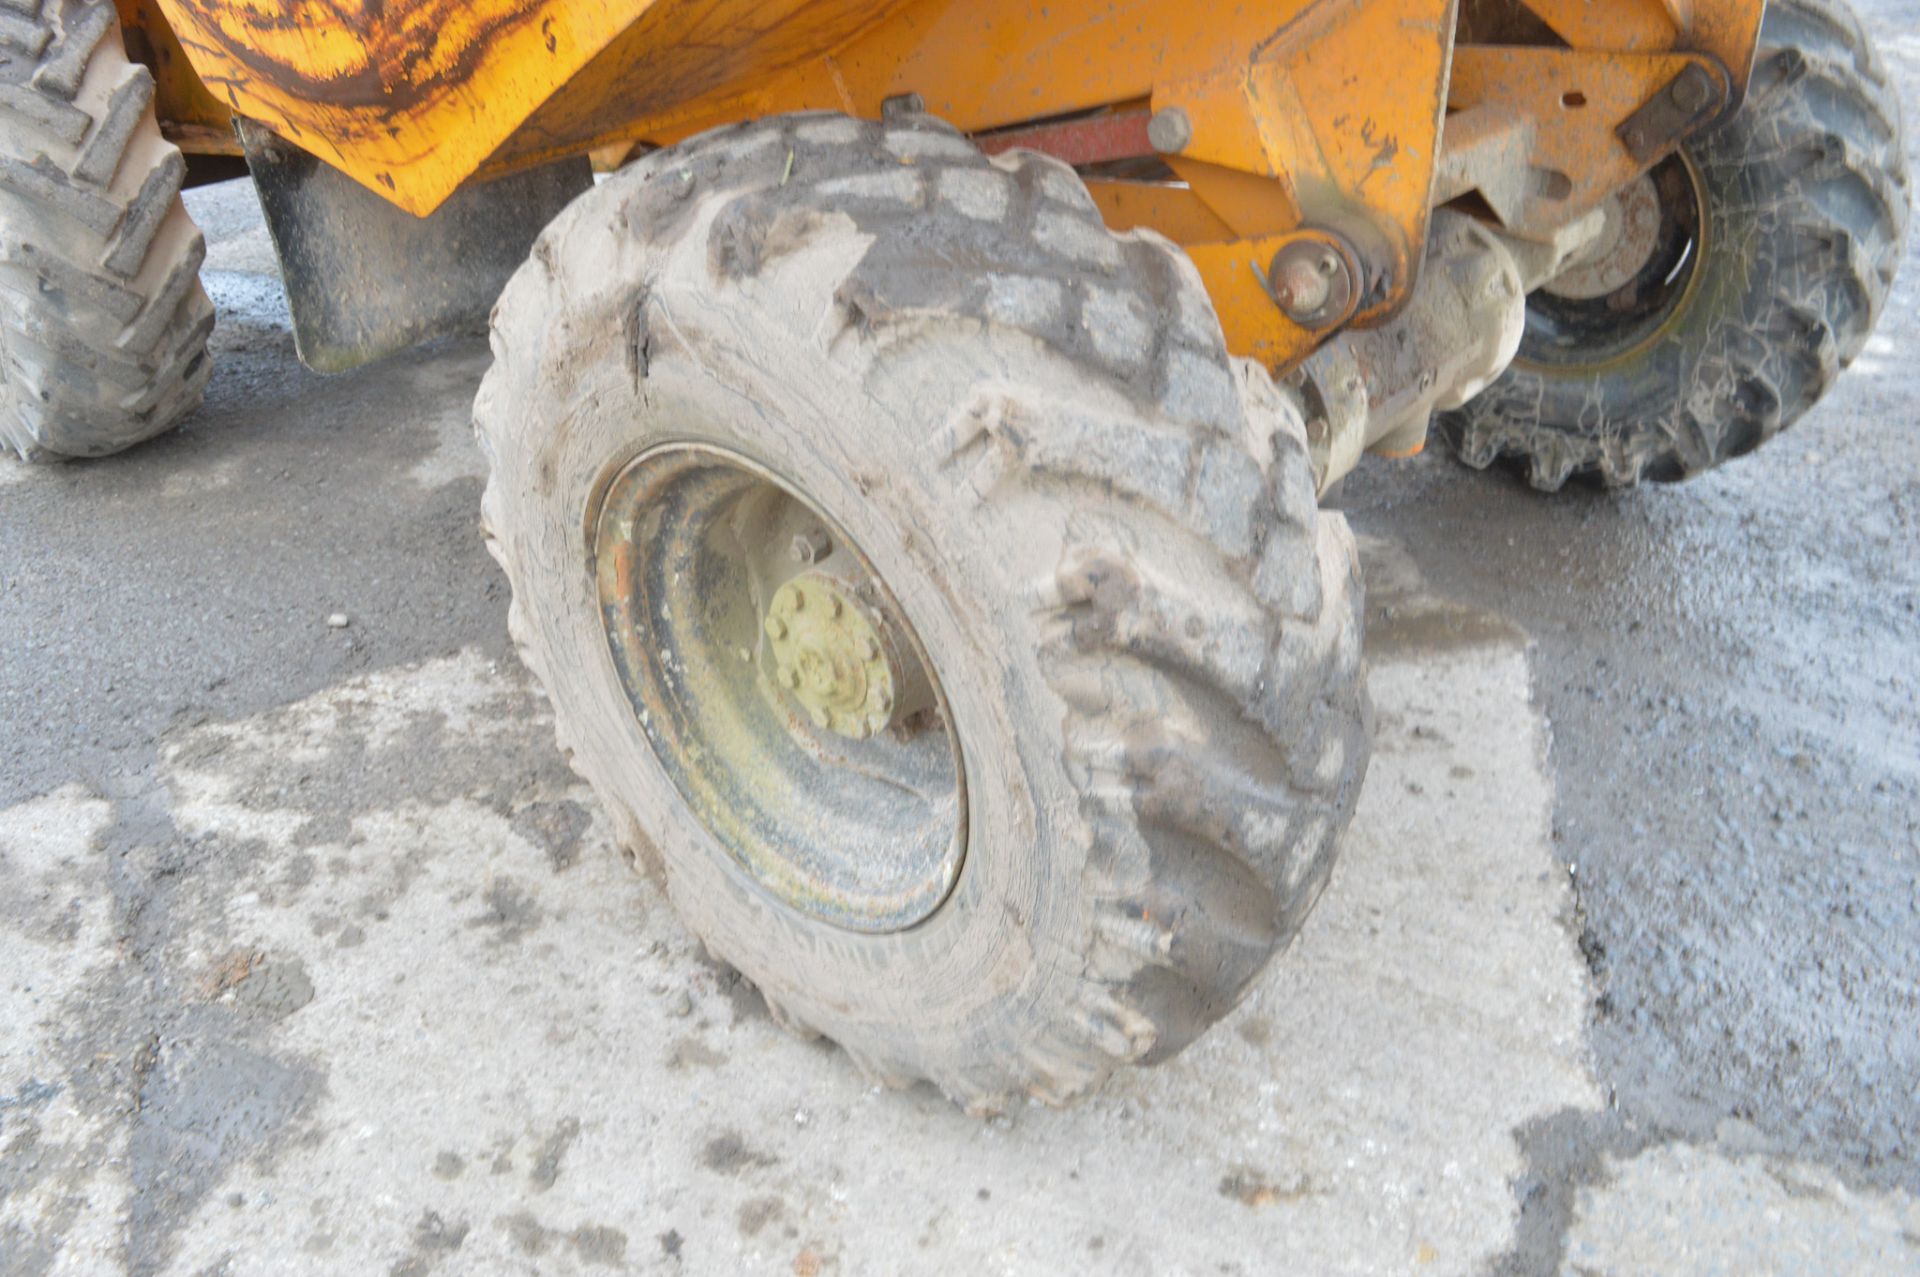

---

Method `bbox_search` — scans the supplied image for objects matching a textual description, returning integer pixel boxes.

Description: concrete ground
[3,7,1918,1273]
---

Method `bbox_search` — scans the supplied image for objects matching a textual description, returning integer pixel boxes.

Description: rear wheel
[1440,0,1909,490]
[475,113,1370,1110]
[0,0,213,461]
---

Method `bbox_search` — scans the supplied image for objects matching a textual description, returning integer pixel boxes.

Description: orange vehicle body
[121,0,1767,380]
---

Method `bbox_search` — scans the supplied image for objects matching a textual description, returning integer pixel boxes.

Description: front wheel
[474,113,1370,1111]
[1440,0,1910,491]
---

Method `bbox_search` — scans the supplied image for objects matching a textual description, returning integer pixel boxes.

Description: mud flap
[237,118,592,374]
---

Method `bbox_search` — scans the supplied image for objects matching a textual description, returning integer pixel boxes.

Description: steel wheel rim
[593,442,967,934]
[1518,151,1710,373]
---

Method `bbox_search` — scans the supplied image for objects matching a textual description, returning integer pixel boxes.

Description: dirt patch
[1218,1168,1314,1208]
[699,1130,778,1176]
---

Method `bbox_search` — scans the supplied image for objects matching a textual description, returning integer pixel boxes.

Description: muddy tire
[0,0,214,461]
[1439,0,1910,490]
[474,113,1370,1111]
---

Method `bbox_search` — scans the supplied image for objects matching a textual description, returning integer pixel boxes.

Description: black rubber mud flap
[237,118,591,374]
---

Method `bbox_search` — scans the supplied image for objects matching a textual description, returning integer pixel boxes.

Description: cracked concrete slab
[0,786,127,1277]
[5,618,1603,1274]
[1564,1143,1920,1277]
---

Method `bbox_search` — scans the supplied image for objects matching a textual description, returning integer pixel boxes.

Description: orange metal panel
[116,0,238,153]
[151,0,890,214]
[1523,0,1763,87]
[151,0,645,211]
[1084,182,1236,245]
[1520,0,1678,51]
[487,0,903,168]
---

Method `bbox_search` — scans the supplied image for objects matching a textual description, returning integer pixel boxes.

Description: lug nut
[790,528,830,564]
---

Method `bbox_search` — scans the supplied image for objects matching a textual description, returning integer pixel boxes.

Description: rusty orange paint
[151,0,675,211]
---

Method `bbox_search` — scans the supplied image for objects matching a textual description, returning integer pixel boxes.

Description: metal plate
[237,118,591,374]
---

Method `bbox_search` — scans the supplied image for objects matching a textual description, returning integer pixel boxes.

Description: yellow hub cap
[765,572,897,740]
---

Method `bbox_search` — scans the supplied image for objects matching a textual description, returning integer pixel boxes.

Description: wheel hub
[765,571,900,739]
[1543,173,1664,302]
[1519,152,1708,370]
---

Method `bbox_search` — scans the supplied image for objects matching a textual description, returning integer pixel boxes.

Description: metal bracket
[237,118,592,374]
[1617,63,1727,164]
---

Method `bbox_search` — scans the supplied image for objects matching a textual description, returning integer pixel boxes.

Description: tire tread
[0,0,210,461]
[476,113,1371,1110]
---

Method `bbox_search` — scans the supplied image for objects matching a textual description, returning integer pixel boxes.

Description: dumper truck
[0,0,1905,1111]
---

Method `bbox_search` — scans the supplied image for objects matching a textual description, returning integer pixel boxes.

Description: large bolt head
[1268,237,1356,328]
[1147,107,1193,155]
[1272,255,1335,317]
[1670,65,1717,114]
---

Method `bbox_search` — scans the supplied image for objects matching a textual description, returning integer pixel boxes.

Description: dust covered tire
[0,0,213,461]
[474,113,1370,1110]
[1439,0,1910,490]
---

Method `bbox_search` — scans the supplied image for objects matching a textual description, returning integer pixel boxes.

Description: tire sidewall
[482,212,1095,1066]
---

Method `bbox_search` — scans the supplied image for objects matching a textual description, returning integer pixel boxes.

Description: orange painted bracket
[1448,45,1723,234]
[1145,0,1458,369]
[1525,0,1765,95]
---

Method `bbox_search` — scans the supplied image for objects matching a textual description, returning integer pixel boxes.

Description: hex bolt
[790,528,830,565]
[765,616,788,640]
[1147,107,1193,155]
